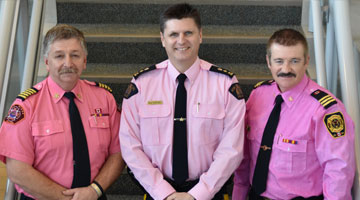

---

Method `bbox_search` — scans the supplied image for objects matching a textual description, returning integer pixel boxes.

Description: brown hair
[160,3,201,33]
[43,24,87,57]
[267,28,308,60]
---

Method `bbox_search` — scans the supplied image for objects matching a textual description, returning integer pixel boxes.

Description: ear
[45,57,50,71]
[266,55,271,69]
[199,28,203,44]
[83,57,87,70]
[160,32,165,47]
[304,55,310,69]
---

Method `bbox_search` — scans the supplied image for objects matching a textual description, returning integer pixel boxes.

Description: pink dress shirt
[233,75,355,200]
[120,58,245,200]
[0,77,120,197]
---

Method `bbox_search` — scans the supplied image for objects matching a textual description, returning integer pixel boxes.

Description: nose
[64,55,73,67]
[178,33,185,44]
[282,61,292,73]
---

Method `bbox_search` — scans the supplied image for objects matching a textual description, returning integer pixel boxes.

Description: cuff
[151,179,176,200]
[188,182,212,200]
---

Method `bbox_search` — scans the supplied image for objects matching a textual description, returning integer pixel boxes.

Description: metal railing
[1,0,45,199]
[310,0,360,199]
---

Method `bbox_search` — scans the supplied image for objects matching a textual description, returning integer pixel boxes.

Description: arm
[314,106,355,200]
[63,92,125,200]
[188,80,246,200]
[119,81,176,200]
[6,158,72,200]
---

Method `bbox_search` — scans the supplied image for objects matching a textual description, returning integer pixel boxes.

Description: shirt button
[102,123,105,126]
[46,129,50,133]
[287,147,290,151]
[207,112,211,115]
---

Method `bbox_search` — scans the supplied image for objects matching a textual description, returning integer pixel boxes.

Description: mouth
[59,68,77,75]
[175,47,190,51]
[277,73,296,78]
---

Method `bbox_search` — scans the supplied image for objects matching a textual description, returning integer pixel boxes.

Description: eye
[71,54,80,58]
[184,31,193,36]
[291,59,301,64]
[55,54,64,59]
[169,33,178,37]
[274,59,283,64]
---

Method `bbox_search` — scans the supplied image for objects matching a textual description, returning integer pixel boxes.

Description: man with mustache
[0,24,125,200]
[119,3,245,200]
[232,28,355,200]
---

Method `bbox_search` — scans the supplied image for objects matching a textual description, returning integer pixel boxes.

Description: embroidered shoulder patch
[133,65,156,79]
[229,83,244,100]
[16,87,39,101]
[4,104,25,124]
[311,89,337,109]
[209,66,234,78]
[124,83,138,99]
[254,80,274,89]
[324,112,345,138]
[95,82,113,93]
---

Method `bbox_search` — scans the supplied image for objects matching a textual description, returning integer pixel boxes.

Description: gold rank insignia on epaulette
[311,89,337,109]
[133,65,156,80]
[254,80,274,89]
[95,82,113,93]
[209,65,234,78]
[16,87,39,101]
[324,111,345,138]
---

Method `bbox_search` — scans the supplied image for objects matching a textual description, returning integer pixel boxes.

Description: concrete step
[56,2,301,26]
[107,195,143,200]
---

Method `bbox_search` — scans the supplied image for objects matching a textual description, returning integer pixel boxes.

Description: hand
[166,192,195,200]
[62,186,98,200]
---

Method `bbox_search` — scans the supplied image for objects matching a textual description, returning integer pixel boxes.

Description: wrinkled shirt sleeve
[314,105,355,200]
[188,77,246,200]
[119,79,176,200]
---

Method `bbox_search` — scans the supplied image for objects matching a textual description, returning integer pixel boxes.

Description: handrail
[0,0,17,98]
[330,0,360,198]
[21,0,44,92]
[311,0,327,88]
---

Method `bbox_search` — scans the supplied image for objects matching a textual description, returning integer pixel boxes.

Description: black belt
[249,188,324,200]
[127,167,228,200]
[20,192,107,200]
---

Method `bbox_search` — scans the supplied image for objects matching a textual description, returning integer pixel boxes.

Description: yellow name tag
[147,101,163,105]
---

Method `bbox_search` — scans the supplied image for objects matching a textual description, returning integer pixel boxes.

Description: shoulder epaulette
[16,87,39,101]
[254,80,274,89]
[209,65,234,78]
[95,82,113,93]
[133,65,156,79]
[311,89,337,109]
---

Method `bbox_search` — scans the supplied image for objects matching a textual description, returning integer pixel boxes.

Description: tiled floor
[0,163,7,199]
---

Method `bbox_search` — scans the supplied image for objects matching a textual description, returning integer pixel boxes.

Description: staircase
[54,0,302,199]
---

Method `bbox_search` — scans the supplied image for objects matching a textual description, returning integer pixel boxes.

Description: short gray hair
[43,24,87,57]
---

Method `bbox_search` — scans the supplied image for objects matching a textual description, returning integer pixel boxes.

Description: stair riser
[57,3,301,26]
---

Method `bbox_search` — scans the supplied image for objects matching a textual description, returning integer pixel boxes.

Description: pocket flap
[139,104,171,118]
[192,104,225,119]
[32,120,64,136]
[275,139,307,153]
[89,116,110,128]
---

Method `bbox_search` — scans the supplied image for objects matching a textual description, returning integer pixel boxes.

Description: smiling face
[45,38,87,91]
[267,42,309,92]
[160,17,202,72]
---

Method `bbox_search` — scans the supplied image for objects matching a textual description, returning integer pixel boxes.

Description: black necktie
[172,74,188,184]
[64,92,91,188]
[252,95,284,195]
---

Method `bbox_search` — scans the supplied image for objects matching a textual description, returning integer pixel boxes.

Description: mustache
[59,68,78,74]
[277,72,296,78]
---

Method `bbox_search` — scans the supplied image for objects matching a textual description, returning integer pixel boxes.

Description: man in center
[119,3,245,200]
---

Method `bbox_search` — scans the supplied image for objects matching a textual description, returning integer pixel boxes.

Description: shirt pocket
[32,120,65,150]
[139,104,171,145]
[191,104,225,144]
[272,137,308,173]
[88,116,111,151]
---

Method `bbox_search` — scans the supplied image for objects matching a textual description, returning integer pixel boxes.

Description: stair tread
[72,24,302,43]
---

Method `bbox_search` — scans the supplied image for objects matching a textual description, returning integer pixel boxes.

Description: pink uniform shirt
[120,58,246,200]
[233,75,355,200]
[0,77,120,197]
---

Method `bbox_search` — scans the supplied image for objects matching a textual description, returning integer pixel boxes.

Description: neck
[171,58,197,74]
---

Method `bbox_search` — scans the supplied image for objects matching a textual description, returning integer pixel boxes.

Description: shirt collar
[275,74,309,107]
[47,77,83,103]
[167,57,201,85]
